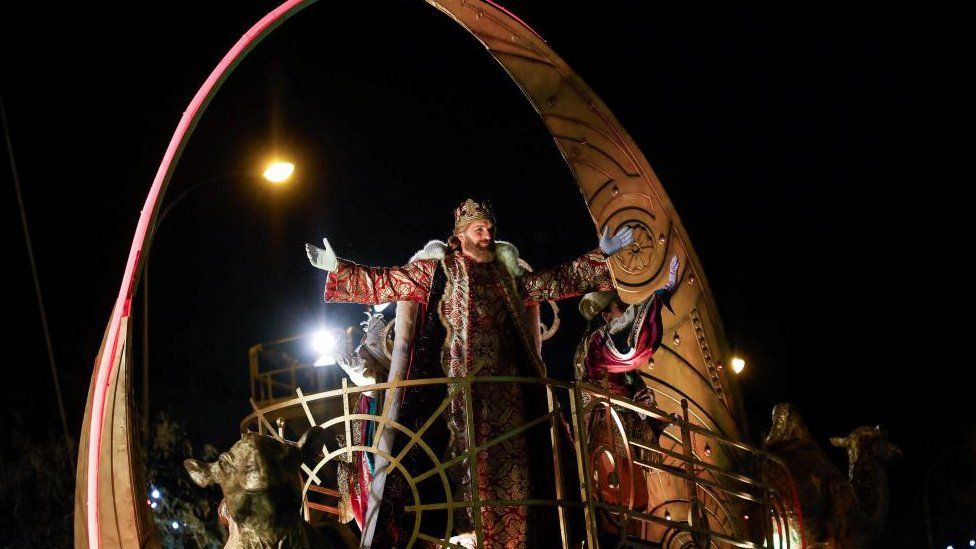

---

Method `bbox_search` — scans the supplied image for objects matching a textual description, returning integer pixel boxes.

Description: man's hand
[599,226,634,256]
[305,238,338,272]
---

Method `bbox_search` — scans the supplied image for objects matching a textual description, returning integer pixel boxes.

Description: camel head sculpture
[184,426,333,549]
[767,402,816,445]
[764,404,902,548]
[829,425,902,542]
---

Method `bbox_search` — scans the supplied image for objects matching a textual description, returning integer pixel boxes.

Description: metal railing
[240,376,801,548]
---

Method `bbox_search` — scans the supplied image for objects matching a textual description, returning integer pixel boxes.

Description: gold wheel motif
[614,222,655,276]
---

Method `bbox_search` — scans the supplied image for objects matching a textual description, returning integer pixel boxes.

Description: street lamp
[141,161,293,433]
[263,161,294,183]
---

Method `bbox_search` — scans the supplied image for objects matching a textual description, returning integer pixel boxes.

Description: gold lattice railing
[240,377,800,548]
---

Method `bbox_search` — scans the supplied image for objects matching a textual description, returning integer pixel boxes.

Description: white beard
[608,305,636,335]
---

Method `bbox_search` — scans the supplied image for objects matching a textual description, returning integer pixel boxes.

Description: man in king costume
[306,199,633,547]
[574,256,678,516]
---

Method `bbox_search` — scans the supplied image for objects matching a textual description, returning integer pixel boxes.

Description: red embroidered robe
[325,246,611,548]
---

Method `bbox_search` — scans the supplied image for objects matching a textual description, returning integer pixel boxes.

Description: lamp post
[141,161,294,434]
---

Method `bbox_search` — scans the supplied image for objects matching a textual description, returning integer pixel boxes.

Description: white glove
[336,353,376,387]
[599,226,634,256]
[305,238,338,272]
[663,255,680,292]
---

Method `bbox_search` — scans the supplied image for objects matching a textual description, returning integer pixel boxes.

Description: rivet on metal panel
[476,10,483,19]
[647,357,654,369]
[611,185,619,196]
[716,363,724,372]
[658,233,666,244]
[673,332,680,346]
[689,274,697,285]
[546,95,557,107]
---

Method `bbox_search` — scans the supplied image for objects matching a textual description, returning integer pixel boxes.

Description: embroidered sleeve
[519,248,613,303]
[325,258,437,304]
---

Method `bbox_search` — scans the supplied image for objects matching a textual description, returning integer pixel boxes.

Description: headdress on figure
[453,198,495,233]
[579,290,617,321]
[357,312,390,363]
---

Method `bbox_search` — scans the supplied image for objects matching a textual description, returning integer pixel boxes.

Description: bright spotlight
[171,521,179,530]
[151,488,161,500]
[731,357,746,374]
[314,354,336,367]
[311,329,337,356]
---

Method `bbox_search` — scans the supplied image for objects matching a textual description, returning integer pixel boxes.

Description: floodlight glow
[373,303,390,312]
[314,354,336,367]
[151,488,161,500]
[263,161,294,183]
[311,329,337,356]
[171,521,179,530]
[731,357,746,374]
[150,502,157,510]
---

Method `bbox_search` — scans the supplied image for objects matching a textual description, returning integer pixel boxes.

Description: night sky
[1,2,966,546]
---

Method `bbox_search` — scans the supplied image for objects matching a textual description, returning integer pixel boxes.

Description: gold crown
[454,198,495,231]
[579,290,616,321]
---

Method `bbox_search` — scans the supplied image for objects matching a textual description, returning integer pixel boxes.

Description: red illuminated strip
[483,0,545,41]
[85,1,314,546]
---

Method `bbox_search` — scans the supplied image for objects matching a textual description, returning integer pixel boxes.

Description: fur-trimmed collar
[409,240,524,277]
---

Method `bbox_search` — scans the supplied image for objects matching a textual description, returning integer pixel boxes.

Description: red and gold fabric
[323,245,611,547]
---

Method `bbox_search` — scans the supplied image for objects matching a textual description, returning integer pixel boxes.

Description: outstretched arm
[520,248,614,302]
[306,238,436,303]
[518,226,634,302]
[325,259,437,304]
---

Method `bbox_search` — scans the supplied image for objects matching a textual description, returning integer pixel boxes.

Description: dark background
[1,1,967,546]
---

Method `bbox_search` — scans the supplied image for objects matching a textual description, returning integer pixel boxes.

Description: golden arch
[73,1,739,546]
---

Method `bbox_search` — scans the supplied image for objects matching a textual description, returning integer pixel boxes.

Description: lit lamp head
[731,357,746,374]
[263,161,295,184]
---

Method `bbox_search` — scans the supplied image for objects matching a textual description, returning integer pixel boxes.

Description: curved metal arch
[75,1,740,547]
